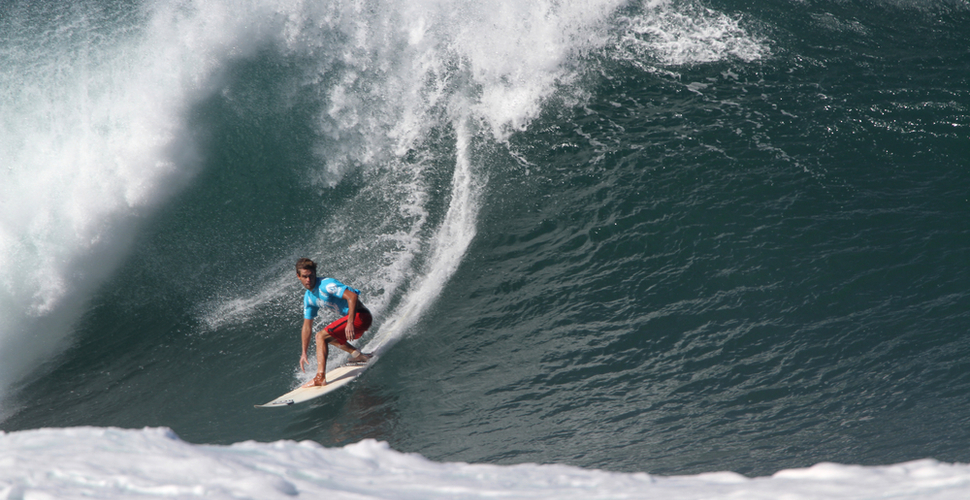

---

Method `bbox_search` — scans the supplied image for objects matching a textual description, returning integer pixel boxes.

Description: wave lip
[2,426,969,499]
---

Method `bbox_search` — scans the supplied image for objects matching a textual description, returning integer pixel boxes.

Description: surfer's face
[297,269,316,290]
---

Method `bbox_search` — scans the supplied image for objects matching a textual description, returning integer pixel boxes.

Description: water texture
[1,0,968,478]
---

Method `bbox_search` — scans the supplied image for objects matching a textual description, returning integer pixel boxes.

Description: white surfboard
[256,364,368,408]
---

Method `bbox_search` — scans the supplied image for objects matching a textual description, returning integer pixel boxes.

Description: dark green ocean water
[1,0,969,477]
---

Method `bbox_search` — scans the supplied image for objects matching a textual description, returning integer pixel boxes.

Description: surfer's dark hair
[296,258,317,274]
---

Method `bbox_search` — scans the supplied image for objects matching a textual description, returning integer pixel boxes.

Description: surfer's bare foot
[302,373,326,388]
[349,352,372,364]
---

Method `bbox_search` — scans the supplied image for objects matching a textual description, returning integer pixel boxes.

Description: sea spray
[195,0,636,360]
[0,0,282,406]
[613,0,768,67]
[366,114,484,354]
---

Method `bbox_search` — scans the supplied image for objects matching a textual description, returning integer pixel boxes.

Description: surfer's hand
[299,352,309,372]
[345,323,355,341]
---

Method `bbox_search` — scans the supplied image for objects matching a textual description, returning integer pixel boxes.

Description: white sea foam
[614,0,768,69]
[1,426,968,499]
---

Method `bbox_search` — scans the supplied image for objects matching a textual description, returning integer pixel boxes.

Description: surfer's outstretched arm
[299,318,314,373]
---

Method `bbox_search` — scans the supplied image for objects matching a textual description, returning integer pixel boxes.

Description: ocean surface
[2,0,969,496]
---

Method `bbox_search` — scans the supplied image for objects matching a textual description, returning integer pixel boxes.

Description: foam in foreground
[1,427,968,499]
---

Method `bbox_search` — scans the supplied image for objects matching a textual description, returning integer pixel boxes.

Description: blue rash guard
[303,277,360,319]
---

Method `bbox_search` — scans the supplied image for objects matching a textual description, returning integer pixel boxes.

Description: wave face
[0,0,623,400]
[3,0,970,482]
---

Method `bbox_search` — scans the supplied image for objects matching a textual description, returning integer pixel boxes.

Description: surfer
[296,258,373,387]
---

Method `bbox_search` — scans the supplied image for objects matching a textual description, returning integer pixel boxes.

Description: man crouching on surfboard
[296,258,373,387]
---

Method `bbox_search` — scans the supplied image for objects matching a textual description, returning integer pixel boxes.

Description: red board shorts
[324,308,372,344]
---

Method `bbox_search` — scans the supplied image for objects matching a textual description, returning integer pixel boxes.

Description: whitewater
[3,0,970,497]
[2,427,969,499]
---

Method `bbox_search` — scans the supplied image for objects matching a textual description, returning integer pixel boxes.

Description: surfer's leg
[346,310,373,363]
[347,350,372,364]
[324,311,373,363]
[348,310,373,363]
[302,330,331,387]
[326,336,371,363]
[324,337,371,364]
